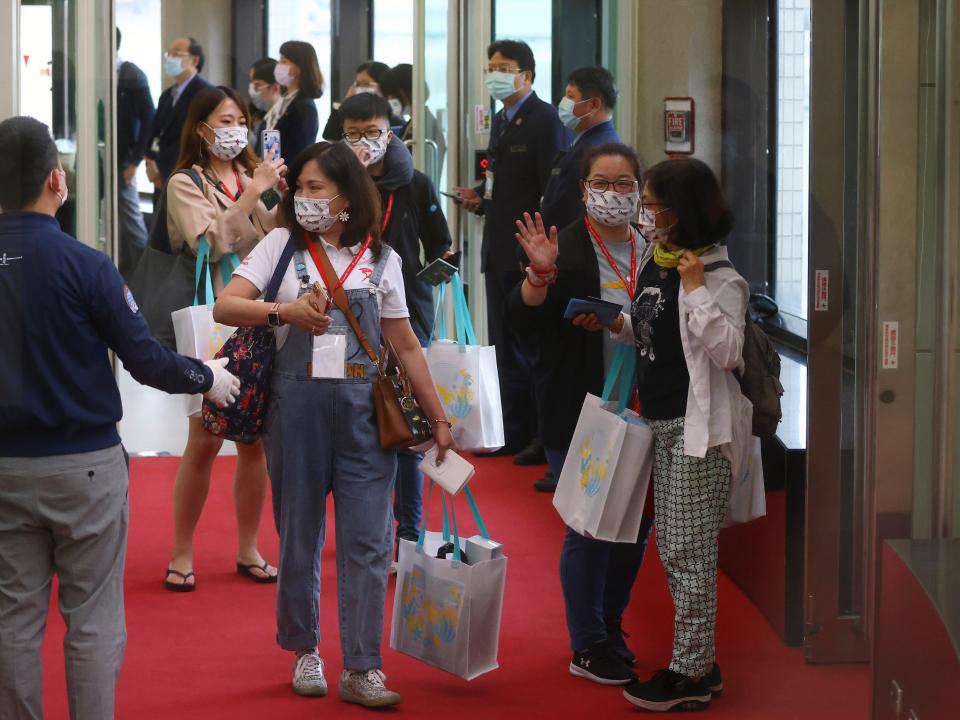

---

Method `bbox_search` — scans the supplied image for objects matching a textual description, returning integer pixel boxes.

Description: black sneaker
[569,640,636,685]
[623,670,711,712]
[532,470,557,492]
[513,439,546,466]
[704,663,722,695]
[605,617,636,666]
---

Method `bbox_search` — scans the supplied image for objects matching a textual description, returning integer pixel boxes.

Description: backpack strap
[149,169,206,254]
[263,238,297,304]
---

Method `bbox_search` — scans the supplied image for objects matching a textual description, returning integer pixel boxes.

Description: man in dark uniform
[456,39,565,459]
[532,65,626,492]
[115,27,156,278]
[145,37,212,190]
[0,116,239,719]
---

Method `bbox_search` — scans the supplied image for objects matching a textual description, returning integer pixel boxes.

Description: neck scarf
[653,243,714,269]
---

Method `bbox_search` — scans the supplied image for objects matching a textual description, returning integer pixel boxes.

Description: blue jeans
[393,451,423,543]
[547,446,654,651]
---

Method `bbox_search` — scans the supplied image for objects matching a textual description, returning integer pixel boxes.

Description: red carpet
[39,455,869,718]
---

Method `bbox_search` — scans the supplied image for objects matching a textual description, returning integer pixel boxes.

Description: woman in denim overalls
[215,142,456,708]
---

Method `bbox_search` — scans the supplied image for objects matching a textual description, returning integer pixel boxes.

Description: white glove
[203,357,241,407]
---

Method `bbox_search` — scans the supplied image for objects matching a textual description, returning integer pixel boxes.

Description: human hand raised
[677,251,705,293]
[454,186,482,213]
[252,155,286,194]
[514,212,559,273]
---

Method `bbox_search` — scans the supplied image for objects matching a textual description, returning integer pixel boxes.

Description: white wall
[631,0,723,175]
[162,0,233,89]
[0,0,19,121]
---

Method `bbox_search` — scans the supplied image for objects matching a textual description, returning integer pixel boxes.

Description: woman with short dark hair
[214,141,455,708]
[267,40,325,162]
[607,158,752,712]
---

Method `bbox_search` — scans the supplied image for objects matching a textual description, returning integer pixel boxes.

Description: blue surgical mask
[484,71,519,101]
[558,96,597,132]
[163,54,184,78]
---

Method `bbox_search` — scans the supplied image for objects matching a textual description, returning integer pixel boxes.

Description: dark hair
[279,142,383,258]
[116,28,122,51]
[381,64,413,107]
[175,86,258,175]
[580,143,644,182]
[250,57,278,86]
[188,37,205,74]
[0,116,59,212]
[487,40,536,81]
[644,158,733,249]
[279,40,325,99]
[339,93,393,123]
[567,66,617,110]
[357,61,390,86]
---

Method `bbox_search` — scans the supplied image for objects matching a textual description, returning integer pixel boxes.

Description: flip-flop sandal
[236,561,278,584]
[164,568,196,592]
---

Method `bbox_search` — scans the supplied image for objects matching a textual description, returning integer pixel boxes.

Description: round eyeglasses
[585,178,639,193]
[342,129,387,143]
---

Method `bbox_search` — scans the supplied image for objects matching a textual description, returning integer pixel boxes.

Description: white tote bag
[390,485,507,681]
[553,347,653,543]
[423,274,504,451]
[171,239,237,416]
[723,392,767,526]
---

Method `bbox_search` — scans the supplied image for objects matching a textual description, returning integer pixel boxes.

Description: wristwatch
[267,302,285,327]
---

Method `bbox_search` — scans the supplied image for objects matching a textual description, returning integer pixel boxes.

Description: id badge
[311,332,346,379]
[484,170,495,200]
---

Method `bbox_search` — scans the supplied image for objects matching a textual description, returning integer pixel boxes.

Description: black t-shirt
[632,262,690,420]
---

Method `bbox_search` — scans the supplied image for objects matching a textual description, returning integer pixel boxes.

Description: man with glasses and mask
[339,92,453,564]
[531,65,628,492]
[146,37,212,190]
[455,39,565,463]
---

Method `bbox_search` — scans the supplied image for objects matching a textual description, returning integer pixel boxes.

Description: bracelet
[431,419,452,428]
[525,265,558,287]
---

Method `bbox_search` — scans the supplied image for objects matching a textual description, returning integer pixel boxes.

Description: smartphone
[261,130,281,161]
[439,190,463,205]
[417,257,458,286]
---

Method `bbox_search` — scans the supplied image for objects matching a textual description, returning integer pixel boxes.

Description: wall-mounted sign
[664,97,695,155]
[882,321,899,369]
[814,270,829,311]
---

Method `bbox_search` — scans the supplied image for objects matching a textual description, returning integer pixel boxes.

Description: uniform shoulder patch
[123,285,140,314]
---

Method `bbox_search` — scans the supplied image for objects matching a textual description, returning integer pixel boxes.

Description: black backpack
[704,260,784,437]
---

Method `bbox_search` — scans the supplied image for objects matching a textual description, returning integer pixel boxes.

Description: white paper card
[311,333,346,378]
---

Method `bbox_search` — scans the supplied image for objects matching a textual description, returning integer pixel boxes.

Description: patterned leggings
[648,417,731,679]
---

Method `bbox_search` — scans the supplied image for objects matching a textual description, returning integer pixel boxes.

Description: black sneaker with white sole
[569,640,636,685]
[623,669,711,712]
[705,663,722,695]
[605,616,636,666]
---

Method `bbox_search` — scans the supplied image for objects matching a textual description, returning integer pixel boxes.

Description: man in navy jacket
[115,27,155,277]
[0,117,238,719]
[145,37,212,188]
[456,40,566,457]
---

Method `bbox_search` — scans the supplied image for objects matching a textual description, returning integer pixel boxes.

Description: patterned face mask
[585,188,640,227]
[353,135,389,165]
[294,194,342,233]
[638,207,675,244]
[203,124,248,161]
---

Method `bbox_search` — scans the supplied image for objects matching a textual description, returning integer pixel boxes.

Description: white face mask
[485,71,520,101]
[203,124,248,160]
[352,84,379,96]
[586,188,639,227]
[248,83,271,112]
[638,207,674,243]
[387,97,403,118]
[295,194,342,233]
[353,134,389,165]
[274,63,294,88]
[163,54,184,78]
[558,96,597,132]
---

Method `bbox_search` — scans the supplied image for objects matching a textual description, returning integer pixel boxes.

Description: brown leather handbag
[314,243,433,449]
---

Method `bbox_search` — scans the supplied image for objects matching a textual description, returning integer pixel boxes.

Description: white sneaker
[338,669,402,708]
[292,651,327,697]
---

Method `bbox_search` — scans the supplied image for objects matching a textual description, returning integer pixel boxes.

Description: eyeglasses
[342,129,387,143]
[586,178,639,193]
[486,66,521,75]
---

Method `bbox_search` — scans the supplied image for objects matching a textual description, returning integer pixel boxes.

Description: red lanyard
[214,168,244,203]
[305,231,374,303]
[584,217,637,298]
[381,192,394,234]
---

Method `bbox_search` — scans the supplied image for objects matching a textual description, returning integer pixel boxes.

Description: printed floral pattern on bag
[434,368,474,427]
[400,566,464,648]
[578,433,611,497]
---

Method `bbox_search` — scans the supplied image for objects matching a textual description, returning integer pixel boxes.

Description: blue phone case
[563,298,623,325]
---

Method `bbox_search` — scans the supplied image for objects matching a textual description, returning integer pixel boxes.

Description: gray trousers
[0,445,129,720]
[117,177,148,279]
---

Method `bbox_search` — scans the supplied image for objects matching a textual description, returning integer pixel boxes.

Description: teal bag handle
[601,344,637,415]
[451,273,477,346]
[462,485,490,540]
[440,492,451,543]
[449,498,462,564]
[192,236,213,306]
[429,281,449,346]
[219,252,240,289]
